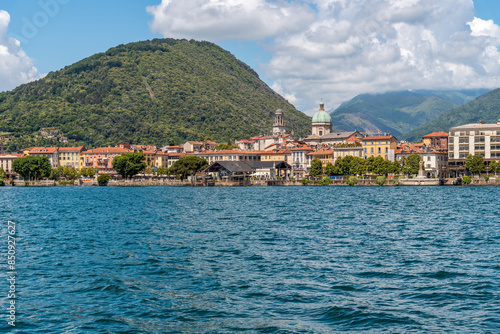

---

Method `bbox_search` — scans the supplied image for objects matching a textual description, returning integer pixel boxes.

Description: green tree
[309,158,323,177]
[0,168,6,179]
[318,176,331,185]
[80,167,97,177]
[366,156,376,174]
[215,143,239,150]
[401,154,421,176]
[392,160,402,174]
[157,166,167,175]
[351,157,367,176]
[112,152,147,179]
[63,166,80,180]
[376,176,386,186]
[169,156,208,179]
[489,160,498,176]
[465,154,485,176]
[324,162,335,176]
[370,156,386,174]
[97,174,111,184]
[12,156,52,180]
[347,176,358,186]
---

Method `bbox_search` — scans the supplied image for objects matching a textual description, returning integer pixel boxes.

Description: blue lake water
[1,186,499,333]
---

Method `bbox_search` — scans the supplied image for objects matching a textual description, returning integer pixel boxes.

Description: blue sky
[2,0,500,115]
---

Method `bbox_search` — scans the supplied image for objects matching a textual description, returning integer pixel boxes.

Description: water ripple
[0,186,499,333]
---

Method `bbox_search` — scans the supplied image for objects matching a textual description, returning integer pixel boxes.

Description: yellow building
[141,149,157,171]
[155,151,169,169]
[307,149,334,167]
[58,147,86,169]
[362,135,397,161]
[260,149,291,163]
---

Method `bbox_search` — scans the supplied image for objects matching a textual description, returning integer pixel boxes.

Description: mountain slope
[328,90,488,137]
[0,39,311,149]
[401,88,500,141]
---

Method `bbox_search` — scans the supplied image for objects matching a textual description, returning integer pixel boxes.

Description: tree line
[9,153,209,182]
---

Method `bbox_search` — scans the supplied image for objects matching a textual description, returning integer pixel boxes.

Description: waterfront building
[83,147,133,175]
[290,145,314,177]
[203,160,292,180]
[448,121,500,177]
[0,154,23,178]
[333,142,364,161]
[166,153,186,168]
[141,149,157,171]
[155,151,169,169]
[58,146,86,169]
[27,147,59,168]
[362,134,397,161]
[307,149,335,167]
[260,149,291,163]
[195,150,262,165]
[395,142,448,178]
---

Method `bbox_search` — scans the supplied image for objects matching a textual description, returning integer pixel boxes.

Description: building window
[370,148,374,154]
[377,147,381,154]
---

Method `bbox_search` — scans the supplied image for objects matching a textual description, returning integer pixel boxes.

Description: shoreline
[2,177,498,187]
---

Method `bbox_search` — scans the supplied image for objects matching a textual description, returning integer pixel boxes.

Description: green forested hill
[401,88,500,141]
[0,39,311,149]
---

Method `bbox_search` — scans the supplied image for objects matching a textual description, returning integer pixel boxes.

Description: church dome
[312,102,331,123]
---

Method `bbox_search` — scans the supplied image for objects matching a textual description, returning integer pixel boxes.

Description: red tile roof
[362,136,395,141]
[168,153,186,158]
[291,145,314,151]
[347,136,362,142]
[261,149,291,155]
[307,149,334,155]
[197,150,265,155]
[84,147,133,154]
[422,132,449,138]
[29,147,58,154]
[58,146,85,151]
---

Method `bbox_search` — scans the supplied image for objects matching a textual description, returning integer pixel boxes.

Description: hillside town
[0,102,498,182]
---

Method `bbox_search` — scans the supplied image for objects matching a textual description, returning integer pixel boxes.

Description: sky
[1,0,500,115]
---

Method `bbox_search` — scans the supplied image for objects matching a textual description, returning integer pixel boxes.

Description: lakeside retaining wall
[4,177,500,187]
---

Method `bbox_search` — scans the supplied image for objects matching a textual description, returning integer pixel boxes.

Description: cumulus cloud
[148,0,500,114]
[0,10,38,92]
[147,0,316,41]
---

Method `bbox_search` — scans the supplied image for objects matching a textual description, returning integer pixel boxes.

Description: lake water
[1,186,499,333]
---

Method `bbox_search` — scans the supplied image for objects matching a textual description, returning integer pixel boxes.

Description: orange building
[82,147,133,175]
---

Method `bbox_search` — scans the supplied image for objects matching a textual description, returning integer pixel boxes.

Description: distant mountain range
[401,88,500,141]
[0,38,311,149]
[328,89,490,138]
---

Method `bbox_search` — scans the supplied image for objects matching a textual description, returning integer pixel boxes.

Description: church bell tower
[273,109,286,135]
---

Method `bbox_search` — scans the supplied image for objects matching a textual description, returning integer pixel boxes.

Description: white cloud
[469,17,500,40]
[147,1,500,114]
[147,0,315,41]
[0,10,39,92]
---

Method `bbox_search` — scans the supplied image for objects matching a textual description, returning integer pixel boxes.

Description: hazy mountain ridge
[329,90,489,137]
[401,88,500,141]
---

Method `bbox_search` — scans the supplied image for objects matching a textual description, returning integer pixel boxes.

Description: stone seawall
[4,177,500,187]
